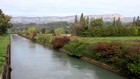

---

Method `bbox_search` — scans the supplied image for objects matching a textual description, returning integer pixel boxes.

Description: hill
[11,14,133,24]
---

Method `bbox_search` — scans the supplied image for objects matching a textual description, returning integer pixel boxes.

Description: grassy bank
[0,34,9,73]
[74,36,140,45]
[20,33,140,79]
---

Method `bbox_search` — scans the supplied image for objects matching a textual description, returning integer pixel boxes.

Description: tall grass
[0,34,9,73]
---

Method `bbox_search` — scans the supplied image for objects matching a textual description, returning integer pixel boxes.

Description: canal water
[11,34,127,79]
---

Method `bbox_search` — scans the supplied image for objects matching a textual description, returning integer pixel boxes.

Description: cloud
[0,0,140,17]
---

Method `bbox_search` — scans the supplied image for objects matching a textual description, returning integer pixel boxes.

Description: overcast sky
[0,0,140,17]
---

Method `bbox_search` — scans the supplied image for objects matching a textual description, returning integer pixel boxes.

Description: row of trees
[21,27,65,39]
[0,9,12,34]
[70,13,140,37]
[11,21,71,33]
[133,16,140,26]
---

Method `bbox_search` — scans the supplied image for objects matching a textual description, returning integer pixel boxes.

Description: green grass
[71,36,140,45]
[35,34,140,46]
[79,37,140,42]
[34,34,140,46]
[0,34,9,73]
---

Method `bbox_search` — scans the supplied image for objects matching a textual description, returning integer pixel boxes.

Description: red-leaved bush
[51,36,70,49]
[94,42,124,58]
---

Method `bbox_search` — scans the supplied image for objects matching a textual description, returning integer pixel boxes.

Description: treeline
[11,21,71,33]
[21,26,67,40]
[70,13,140,37]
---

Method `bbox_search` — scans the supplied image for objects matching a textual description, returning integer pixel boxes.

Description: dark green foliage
[116,17,122,27]
[133,17,136,26]
[70,23,80,35]
[94,53,103,59]
[112,17,122,27]
[0,9,12,34]
[85,16,90,28]
[64,42,90,57]
[136,16,140,26]
[71,14,140,37]
[80,28,93,37]
[74,15,78,23]
[90,18,103,27]
[104,22,112,26]
[132,16,140,27]
[73,14,90,36]
[112,17,116,27]
[40,28,46,34]
[115,58,129,71]
[128,27,138,36]
[84,26,139,37]
[127,58,140,79]
[80,13,84,23]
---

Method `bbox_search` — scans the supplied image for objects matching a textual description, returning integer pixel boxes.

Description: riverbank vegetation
[0,34,9,73]
[19,13,140,79]
[0,9,11,74]
[19,32,140,79]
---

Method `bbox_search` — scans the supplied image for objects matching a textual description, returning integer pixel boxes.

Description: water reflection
[11,34,127,79]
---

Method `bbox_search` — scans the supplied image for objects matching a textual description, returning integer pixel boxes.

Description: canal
[11,34,127,79]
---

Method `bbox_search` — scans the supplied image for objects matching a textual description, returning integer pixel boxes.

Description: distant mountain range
[10,14,133,24]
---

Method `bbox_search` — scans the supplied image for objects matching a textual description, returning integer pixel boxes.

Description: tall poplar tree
[133,17,136,26]
[74,15,78,23]
[112,17,116,27]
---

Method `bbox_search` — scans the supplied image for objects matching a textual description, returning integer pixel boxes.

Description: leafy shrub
[37,34,54,44]
[127,59,140,79]
[94,53,103,59]
[93,42,126,62]
[40,28,46,34]
[128,27,138,36]
[27,27,37,39]
[54,28,64,35]
[81,29,93,37]
[64,42,90,57]
[51,36,70,49]
[125,43,140,78]
[115,58,130,71]
[92,41,140,78]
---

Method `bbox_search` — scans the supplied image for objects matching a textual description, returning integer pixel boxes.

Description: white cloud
[0,0,140,17]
